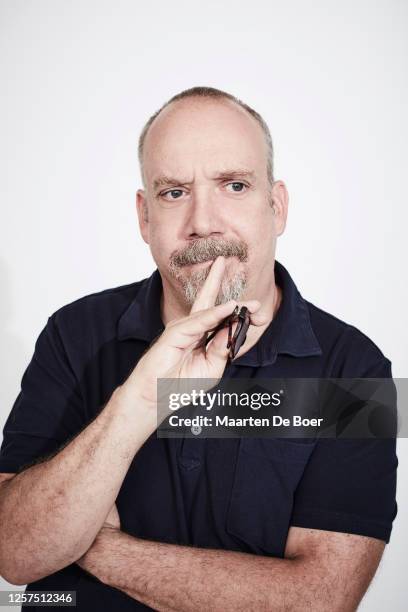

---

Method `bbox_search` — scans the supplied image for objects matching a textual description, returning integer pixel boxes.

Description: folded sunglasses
[201,305,251,363]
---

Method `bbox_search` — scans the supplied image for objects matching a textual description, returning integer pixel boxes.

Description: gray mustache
[170,238,248,268]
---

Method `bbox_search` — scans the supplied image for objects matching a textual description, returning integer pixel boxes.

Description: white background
[0,0,407,609]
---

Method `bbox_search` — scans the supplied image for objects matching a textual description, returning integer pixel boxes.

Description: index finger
[190,255,226,313]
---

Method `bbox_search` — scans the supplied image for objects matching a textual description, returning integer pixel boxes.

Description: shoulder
[47,279,146,351]
[306,300,392,377]
[53,280,143,319]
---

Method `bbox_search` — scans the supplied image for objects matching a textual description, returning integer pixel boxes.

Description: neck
[240,280,281,358]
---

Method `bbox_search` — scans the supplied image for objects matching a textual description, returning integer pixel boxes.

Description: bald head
[138,86,274,189]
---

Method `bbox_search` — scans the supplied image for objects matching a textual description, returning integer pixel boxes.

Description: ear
[136,189,150,244]
[270,180,289,236]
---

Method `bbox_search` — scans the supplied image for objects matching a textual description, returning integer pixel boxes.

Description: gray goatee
[169,237,249,306]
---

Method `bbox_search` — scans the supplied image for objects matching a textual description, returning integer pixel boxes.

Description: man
[0,87,397,611]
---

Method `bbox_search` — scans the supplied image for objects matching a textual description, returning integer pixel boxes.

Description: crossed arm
[76,509,385,612]
[0,397,387,611]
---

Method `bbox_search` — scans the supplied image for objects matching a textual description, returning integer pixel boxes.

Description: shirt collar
[117,260,322,366]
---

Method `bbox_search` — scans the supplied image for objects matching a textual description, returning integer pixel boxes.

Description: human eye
[160,188,186,201]
[225,181,248,193]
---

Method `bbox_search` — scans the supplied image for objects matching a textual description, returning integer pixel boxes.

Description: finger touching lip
[190,256,226,313]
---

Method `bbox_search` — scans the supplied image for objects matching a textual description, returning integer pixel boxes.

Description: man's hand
[124,255,268,410]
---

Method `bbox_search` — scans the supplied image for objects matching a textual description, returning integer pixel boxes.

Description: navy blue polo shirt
[0,261,398,611]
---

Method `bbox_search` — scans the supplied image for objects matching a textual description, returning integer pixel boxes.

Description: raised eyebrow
[212,169,256,182]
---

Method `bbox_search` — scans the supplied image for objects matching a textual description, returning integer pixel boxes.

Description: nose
[185,185,224,239]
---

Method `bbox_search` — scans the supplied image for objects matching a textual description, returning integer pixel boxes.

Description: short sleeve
[0,315,86,474]
[290,358,398,543]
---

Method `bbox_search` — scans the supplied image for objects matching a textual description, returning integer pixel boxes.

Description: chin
[180,268,248,307]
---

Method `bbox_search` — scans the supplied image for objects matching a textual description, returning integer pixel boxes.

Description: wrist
[111,382,158,433]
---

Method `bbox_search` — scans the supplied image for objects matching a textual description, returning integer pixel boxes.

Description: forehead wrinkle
[152,168,257,190]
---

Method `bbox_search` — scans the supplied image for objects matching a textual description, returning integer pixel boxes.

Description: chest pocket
[225,438,316,557]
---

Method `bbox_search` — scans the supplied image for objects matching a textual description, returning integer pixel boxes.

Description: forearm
[77,528,345,612]
[0,383,156,585]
